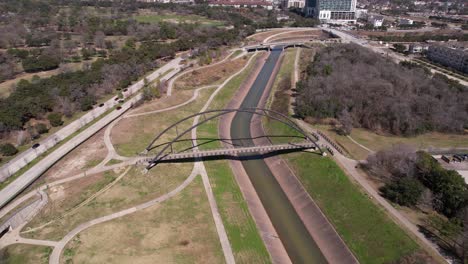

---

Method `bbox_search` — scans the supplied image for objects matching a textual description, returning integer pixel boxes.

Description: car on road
[32,143,40,149]
[99,103,105,107]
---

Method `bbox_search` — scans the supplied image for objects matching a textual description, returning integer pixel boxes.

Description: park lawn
[0,244,51,264]
[197,53,271,263]
[286,153,420,263]
[134,13,224,27]
[112,87,215,157]
[313,124,468,160]
[312,124,371,160]
[63,176,224,264]
[23,162,193,241]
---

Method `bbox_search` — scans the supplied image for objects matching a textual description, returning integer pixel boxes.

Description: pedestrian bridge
[144,142,317,168]
[143,108,321,169]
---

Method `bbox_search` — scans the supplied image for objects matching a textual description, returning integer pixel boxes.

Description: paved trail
[0,51,264,264]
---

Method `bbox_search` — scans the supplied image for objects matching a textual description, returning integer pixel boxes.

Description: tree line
[365,145,468,261]
[296,44,468,136]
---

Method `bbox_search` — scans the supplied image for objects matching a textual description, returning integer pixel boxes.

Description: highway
[0,57,182,209]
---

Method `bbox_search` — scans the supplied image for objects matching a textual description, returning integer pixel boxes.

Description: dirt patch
[41,130,107,182]
[247,29,290,44]
[268,30,328,43]
[129,89,193,115]
[174,57,249,90]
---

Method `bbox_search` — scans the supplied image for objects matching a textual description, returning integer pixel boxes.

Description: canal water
[230,48,327,263]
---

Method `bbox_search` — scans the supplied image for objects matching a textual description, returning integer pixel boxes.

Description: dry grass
[268,30,327,43]
[312,124,468,160]
[23,162,193,241]
[247,29,290,44]
[111,87,215,157]
[40,130,107,182]
[129,89,193,115]
[173,56,250,90]
[63,175,223,264]
[0,244,51,264]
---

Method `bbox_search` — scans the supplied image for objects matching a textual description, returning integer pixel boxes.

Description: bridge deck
[145,142,316,162]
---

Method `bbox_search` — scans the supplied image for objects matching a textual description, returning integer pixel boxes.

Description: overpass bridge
[244,41,311,52]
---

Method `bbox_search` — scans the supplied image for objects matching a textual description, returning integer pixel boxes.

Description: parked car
[99,103,105,107]
[116,106,122,110]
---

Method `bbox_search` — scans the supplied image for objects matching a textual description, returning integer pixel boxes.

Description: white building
[287,0,305,8]
[305,0,357,23]
[355,8,368,19]
[368,15,384,27]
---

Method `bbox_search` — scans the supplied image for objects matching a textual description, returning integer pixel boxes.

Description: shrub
[22,55,60,73]
[0,143,18,156]
[80,96,95,111]
[48,112,63,127]
[35,123,49,134]
[380,178,424,206]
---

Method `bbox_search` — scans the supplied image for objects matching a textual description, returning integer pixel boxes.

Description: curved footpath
[1,52,261,264]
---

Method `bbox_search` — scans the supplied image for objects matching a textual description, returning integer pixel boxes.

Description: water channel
[230,48,327,263]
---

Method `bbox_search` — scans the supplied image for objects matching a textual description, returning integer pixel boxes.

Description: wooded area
[365,146,468,261]
[296,44,468,136]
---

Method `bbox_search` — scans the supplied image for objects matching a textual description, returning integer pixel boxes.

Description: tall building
[305,0,357,23]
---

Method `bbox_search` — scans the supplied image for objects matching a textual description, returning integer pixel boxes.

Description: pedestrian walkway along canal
[230,48,327,263]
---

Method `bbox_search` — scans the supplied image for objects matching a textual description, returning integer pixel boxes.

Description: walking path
[166,49,239,96]
[289,44,445,261]
[48,162,202,264]
[0,52,265,264]
[296,119,446,262]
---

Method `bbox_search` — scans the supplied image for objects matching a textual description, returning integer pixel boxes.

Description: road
[0,57,182,209]
[323,27,468,86]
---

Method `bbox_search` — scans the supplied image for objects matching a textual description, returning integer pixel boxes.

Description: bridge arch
[145,108,321,166]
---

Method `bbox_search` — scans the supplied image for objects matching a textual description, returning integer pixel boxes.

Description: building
[427,45,468,73]
[398,18,414,25]
[355,8,368,19]
[305,0,357,23]
[208,0,273,9]
[368,15,384,27]
[287,0,305,8]
[409,44,427,53]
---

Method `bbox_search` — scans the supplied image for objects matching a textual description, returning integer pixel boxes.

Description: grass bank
[197,53,271,263]
[265,47,422,263]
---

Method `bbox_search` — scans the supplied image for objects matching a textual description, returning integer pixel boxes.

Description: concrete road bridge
[144,108,321,169]
[244,41,312,52]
